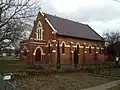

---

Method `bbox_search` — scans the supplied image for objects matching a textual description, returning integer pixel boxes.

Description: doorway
[35,48,41,61]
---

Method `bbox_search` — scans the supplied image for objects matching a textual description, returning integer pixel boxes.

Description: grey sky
[40,0,120,35]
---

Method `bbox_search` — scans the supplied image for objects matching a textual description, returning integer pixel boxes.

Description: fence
[1,62,120,78]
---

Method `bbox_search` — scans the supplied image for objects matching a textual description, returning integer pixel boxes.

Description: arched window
[89,46,92,54]
[62,43,65,54]
[48,43,51,54]
[76,44,79,54]
[36,21,43,40]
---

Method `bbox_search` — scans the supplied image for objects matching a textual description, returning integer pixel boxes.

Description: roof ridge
[43,12,103,41]
[44,12,86,26]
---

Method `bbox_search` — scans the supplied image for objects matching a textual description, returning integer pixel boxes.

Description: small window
[62,43,65,54]
[77,44,79,54]
[36,21,43,40]
[48,43,51,54]
[89,46,92,54]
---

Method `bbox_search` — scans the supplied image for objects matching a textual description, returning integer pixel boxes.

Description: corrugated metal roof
[46,14,104,41]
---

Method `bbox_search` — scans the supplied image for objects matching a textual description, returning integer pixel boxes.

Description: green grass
[107,84,120,90]
[0,56,20,60]
[0,56,20,73]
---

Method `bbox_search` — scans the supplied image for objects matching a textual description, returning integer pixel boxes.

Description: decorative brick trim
[80,46,84,48]
[21,51,24,53]
[45,18,57,32]
[66,45,70,47]
[42,53,46,55]
[30,38,34,40]
[89,44,92,46]
[39,11,44,16]
[29,42,46,45]
[101,47,104,49]
[70,42,73,44]
[52,50,56,52]
[73,46,77,48]
[95,44,97,46]
[52,31,56,34]
[52,40,56,42]
[33,46,43,55]
[84,43,86,45]
[84,51,87,53]
[60,41,66,46]
[96,47,100,49]
[33,53,36,55]
[27,50,29,52]
[86,46,89,48]
[96,52,98,54]
[71,51,74,53]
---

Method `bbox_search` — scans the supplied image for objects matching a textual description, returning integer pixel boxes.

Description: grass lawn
[12,72,116,90]
[107,84,120,90]
[0,56,20,73]
[99,68,120,77]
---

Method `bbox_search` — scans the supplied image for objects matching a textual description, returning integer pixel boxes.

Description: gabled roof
[46,13,104,41]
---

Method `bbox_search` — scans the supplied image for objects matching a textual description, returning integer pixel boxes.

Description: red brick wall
[29,13,55,41]
[57,35,105,64]
[20,12,106,65]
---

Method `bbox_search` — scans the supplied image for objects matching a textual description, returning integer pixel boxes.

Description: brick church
[20,12,107,65]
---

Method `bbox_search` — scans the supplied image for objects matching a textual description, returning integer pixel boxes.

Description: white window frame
[36,21,44,40]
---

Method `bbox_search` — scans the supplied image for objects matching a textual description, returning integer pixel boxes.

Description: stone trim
[60,41,66,46]
[52,40,56,42]
[39,11,44,16]
[45,18,57,32]
[52,50,56,52]
[33,46,43,55]
[21,51,24,53]
[84,51,87,53]
[52,31,56,34]
[42,53,46,55]
[29,42,46,45]
[27,50,29,52]
[30,38,34,40]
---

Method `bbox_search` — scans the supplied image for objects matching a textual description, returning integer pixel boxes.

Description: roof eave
[57,33,105,42]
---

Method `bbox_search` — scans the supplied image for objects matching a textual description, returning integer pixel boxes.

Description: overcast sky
[40,0,120,36]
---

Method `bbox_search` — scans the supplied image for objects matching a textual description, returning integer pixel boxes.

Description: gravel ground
[11,72,115,90]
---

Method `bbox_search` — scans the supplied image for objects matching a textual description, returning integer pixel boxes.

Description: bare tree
[103,30,120,45]
[0,0,41,49]
[114,0,120,2]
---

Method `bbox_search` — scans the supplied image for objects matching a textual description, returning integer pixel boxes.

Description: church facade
[20,12,107,65]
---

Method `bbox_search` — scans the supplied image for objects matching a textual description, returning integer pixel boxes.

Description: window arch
[36,21,44,40]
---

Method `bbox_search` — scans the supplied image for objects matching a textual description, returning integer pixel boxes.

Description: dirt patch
[12,72,115,90]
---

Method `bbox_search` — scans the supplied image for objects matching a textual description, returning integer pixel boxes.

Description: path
[81,80,120,90]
